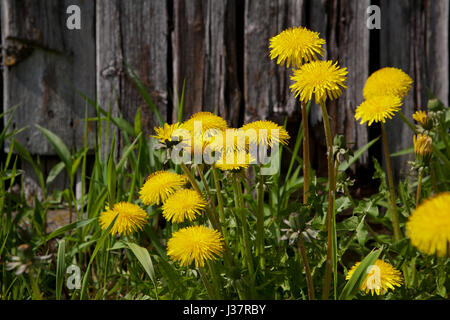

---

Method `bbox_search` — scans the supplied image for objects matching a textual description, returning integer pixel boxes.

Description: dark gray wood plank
[172,0,241,125]
[333,0,370,165]
[243,0,304,124]
[2,0,96,154]
[96,0,169,157]
[380,0,449,179]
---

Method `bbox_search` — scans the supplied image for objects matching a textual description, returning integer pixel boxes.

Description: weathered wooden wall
[2,0,449,181]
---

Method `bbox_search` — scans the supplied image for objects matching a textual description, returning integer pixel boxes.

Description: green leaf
[126,242,156,287]
[391,147,414,157]
[45,218,96,242]
[126,65,164,126]
[339,247,383,300]
[80,215,118,300]
[46,162,65,186]
[116,132,142,171]
[35,125,72,174]
[107,135,117,205]
[56,240,66,300]
[339,137,379,171]
[356,216,368,246]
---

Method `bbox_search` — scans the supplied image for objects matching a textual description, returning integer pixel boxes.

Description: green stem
[297,235,314,300]
[332,160,338,300]
[198,166,234,269]
[211,166,226,225]
[256,168,265,270]
[207,261,223,299]
[197,165,221,231]
[381,123,401,242]
[302,102,311,203]
[398,111,418,134]
[416,171,423,207]
[319,102,336,300]
[232,174,255,297]
[199,266,216,299]
[180,162,203,195]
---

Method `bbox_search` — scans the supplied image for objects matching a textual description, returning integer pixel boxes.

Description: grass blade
[56,240,66,300]
[338,247,383,300]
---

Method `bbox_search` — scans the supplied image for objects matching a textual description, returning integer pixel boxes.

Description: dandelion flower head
[413,134,433,157]
[354,95,403,126]
[406,192,450,257]
[99,202,148,236]
[290,60,348,105]
[241,120,290,148]
[162,189,208,223]
[363,67,413,100]
[346,259,402,296]
[269,26,326,68]
[167,225,224,267]
[139,170,187,205]
[412,110,429,127]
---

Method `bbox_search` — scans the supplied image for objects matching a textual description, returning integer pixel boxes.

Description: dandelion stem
[207,261,223,299]
[302,102,311,203]
[297,235,314,300]
[256,168,265,270]
[416,171,423,207]
[232,174,255,297]
[198,166,234,269]
[398,111,418,134]
[199,266,216,299]
[180,162,203,195]
[197,165,221,230]
[319,102,336,300]
[211,166,226,225]
[297,102,314,300]
[381,123,402,242]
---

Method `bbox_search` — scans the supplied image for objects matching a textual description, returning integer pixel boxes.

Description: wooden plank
[380,0,449,179]
[425,0,449,106]
[96,0,169,156]
[2,0,96,154]
[305,0,370,171]
[243,0,304,124]
[172,0,205,120]
[171,0,241,125]
[333,0,370,165]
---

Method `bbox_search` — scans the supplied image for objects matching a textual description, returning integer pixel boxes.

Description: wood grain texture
[306,0,370,170]
[243,0,303,124]
[380,0,449,179]
[172,0,241,125]
[333,0,370,165]
[2,0,96,154]
[96,0,168,157]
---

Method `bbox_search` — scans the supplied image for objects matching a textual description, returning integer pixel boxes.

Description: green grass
[0,74,449,300]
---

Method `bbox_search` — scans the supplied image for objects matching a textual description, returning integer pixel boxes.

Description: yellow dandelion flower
[151,122,183,145]
[215,150,256,171]
[412,110,429,127]
[363,67,413,100]
[346,259,402,296]
[167,225,224,267]
[406,192,450,257]
[181,127,222,157]
[206,128,247,155]
[99,202,148,236]
[413,134,433,157]
[162,189,207,223]
[269,26,326,68]
[354,95,403,126]
[241,120,290,147]
[139,171,187,205]
[181,111,228,133]
[290,60,348,105]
